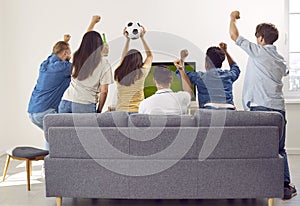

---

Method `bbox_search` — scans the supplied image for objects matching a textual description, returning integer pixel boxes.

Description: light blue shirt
[236,36,289,111]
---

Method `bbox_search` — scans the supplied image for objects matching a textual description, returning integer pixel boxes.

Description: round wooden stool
[2,146,49,191]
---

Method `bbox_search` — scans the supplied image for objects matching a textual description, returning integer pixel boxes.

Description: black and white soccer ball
[125,22,142,40]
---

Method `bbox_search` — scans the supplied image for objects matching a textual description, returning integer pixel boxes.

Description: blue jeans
[28,108,56,150]
[58,100,96,113]
[250,106,291,184]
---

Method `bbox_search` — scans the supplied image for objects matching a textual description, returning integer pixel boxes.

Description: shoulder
[46,57,71,72]
[228,63,240,71]
[188,70,202,78]
[141,65,151,75]
[99,58,111,68]
[139,95,154,109]
[176,91,191,99]
[175,91,191,105]
[235,35,249,45]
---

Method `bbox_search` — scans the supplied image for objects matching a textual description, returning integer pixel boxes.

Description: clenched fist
[230,11,240,21]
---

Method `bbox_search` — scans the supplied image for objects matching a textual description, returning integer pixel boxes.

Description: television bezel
[144,61,197,101]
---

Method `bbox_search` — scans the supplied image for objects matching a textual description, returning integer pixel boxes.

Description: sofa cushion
[97,111,129,127]
[44,111,128,141]
[128,114,195,127]
[48,127,130,159]
[193,109,284,139]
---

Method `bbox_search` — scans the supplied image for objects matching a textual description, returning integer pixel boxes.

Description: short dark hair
[255,23,278,44]
[206,47,225,68]
[154,65,172,86]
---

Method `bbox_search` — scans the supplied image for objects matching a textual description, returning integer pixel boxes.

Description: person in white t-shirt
[58,15,113,113]
[139,65,191,115]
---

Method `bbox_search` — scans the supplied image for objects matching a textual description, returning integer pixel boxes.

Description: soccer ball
[125,22,142,40]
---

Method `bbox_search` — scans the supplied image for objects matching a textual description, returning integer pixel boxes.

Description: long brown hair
[71,31,103,80]
[114,49,143,86]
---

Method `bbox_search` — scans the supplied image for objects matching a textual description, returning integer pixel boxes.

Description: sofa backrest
[43,111,129,141]
[128,114,196,127]
[44,110,283,161]
[193,109,284,139]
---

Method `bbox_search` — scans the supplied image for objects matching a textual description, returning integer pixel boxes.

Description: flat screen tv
[144,62,196,101]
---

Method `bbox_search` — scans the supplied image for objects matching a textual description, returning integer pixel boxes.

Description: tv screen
[144,62,196,101]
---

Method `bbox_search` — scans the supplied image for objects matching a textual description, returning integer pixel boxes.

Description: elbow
[230,33,238,42]
[147,52,153,59]
[100,86,109,96]
[101,90,108,97]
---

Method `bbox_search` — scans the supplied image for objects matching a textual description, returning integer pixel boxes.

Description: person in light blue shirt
[229,11,296,200]
[28,35,72,149]
[176,43,240,110]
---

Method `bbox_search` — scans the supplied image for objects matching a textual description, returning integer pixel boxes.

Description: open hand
[123,27,130,40]
[140,26,146,38]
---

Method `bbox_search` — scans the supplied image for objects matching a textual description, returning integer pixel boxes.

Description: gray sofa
[44,109,284,206]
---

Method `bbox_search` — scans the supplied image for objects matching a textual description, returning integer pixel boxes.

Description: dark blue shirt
[176,63,240,108]
[28,53,71,113]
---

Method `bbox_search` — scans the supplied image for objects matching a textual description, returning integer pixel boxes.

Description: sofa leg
[56,197,62,206]
[268,198,274,206]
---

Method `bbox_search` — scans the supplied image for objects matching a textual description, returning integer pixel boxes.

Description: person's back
[232,22,288,110]
[63,58,112,105]
[28,52,71,113]
[115,26,153,113]
[116,66,149,112]
[59,16,113,114]
[139,66,190,115]
[195,65,237,108]
[176,43,240,109]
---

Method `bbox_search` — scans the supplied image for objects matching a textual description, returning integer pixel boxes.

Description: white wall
[1,0,299,154]
[0,0,5,137]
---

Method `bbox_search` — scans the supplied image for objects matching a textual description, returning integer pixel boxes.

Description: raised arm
[219,42,235,66]
[87,15,101,32]
[140,27,153,68]
[229,11,240,42]
[174,59,194,98]
[120,27,131,61]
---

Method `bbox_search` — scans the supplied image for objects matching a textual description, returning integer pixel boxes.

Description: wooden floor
[0,154,299,206]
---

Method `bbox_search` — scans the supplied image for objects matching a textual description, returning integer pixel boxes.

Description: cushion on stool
[11,147,49,159]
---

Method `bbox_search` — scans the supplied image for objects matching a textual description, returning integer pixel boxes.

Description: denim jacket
[28,53,71,113]
[176,63,240,108]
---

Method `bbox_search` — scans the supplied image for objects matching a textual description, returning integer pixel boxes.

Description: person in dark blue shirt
[28,35,71,149]
[176,43,240,110]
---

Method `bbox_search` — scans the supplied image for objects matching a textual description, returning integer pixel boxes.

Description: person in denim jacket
[28,34,71,149]
[176,43,240,110]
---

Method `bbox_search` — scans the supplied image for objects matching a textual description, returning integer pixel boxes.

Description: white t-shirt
[138,88,191,115]
[62,58,113,104]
